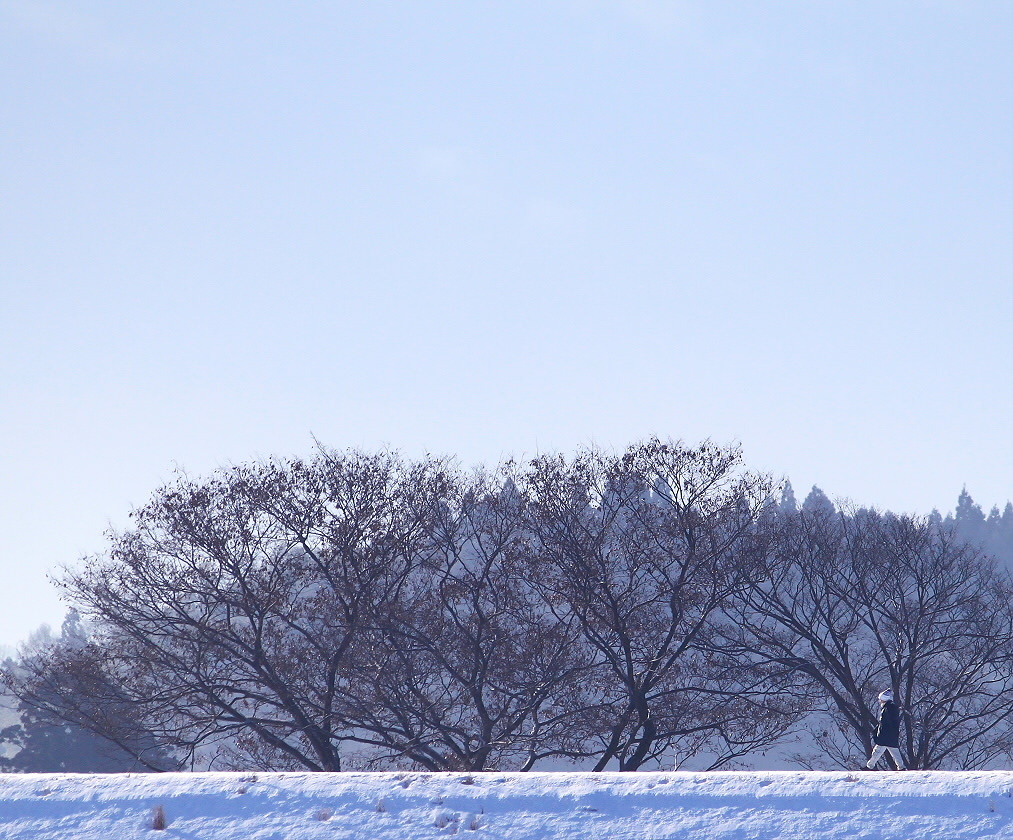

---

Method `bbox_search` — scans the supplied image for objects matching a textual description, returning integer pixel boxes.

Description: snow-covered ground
[0,770,1011,839]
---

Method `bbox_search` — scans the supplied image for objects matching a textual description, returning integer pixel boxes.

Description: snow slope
[0,770,1011,840]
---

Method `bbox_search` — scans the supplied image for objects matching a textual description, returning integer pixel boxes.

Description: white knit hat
[878,689,893,702]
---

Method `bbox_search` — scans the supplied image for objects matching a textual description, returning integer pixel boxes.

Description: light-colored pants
[866,745,905,769]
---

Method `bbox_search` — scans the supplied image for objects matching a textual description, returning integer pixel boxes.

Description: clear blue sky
[1,1,1011,647]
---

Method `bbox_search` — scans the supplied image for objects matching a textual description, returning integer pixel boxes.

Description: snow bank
[0,770,1011,839]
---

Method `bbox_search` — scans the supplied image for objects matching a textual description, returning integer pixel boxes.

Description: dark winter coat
[874,700,900,747]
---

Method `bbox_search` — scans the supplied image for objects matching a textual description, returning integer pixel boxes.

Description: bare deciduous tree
[40,449,447,770]
[724,505,1013,769]
[524,439,792,770]
[343,470,588,770]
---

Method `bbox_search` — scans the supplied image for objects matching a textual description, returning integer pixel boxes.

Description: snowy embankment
[0,770,1011,840]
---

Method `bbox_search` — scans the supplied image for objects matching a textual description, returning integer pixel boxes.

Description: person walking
[865,689,906,770]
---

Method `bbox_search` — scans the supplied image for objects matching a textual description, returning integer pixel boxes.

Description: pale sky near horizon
[1,1,1011,648]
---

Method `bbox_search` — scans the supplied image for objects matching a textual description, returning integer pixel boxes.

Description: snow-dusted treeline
[4,439,1013,773]
[942,488,1013,571]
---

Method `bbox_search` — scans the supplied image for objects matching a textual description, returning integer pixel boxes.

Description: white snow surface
[1,770,1011,840]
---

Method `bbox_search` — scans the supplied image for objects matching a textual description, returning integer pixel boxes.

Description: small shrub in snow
[151,805,166,831]
[375,798,386,813]
[434,812,459,828]
[314,808,332,822]
[461,775,475,785]
[467,814,482,831]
